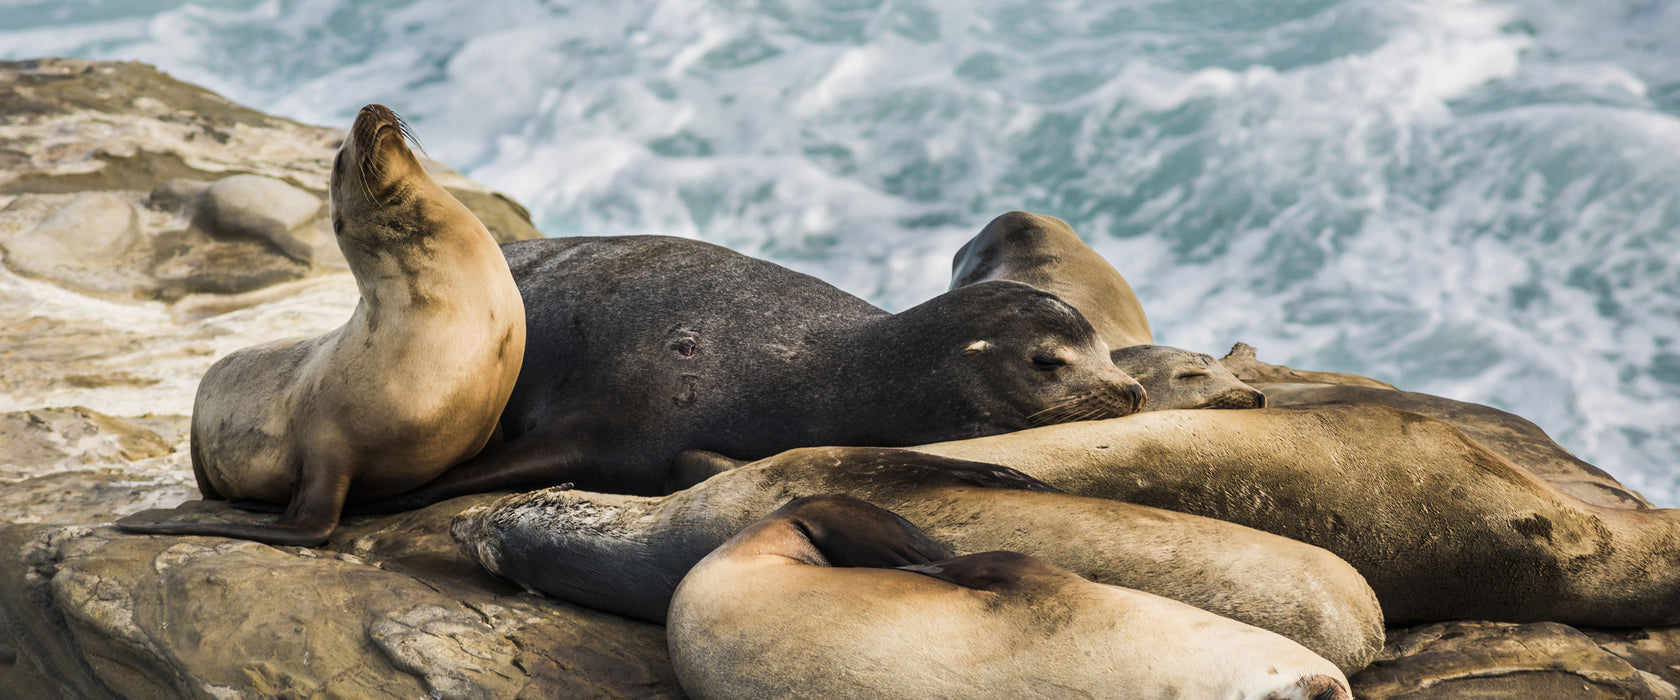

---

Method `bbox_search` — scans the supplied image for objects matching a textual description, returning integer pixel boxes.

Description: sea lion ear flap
[962,340,991,357]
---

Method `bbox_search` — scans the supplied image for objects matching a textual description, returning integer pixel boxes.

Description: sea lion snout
[1254,673,1351,700]
[1124,379,1147,413]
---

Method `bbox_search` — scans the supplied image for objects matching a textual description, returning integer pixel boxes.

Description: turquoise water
[5,0,1679,503]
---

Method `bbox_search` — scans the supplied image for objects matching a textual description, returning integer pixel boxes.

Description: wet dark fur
[377,236,1139,507]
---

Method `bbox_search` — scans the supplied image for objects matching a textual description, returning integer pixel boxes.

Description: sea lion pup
[909,404,1680,627]
[1258,383,1652,509]
[451,447,1383,673]
[951,210,1153,348]
[116,105,525,546]
[666,494,1354,700]
[372,236,1143,508]
[1111,344,1266,410]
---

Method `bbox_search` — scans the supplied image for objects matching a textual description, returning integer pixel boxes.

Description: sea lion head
[908,281,1146,427]
[1110,345,1265,411]
[328,104,434,240]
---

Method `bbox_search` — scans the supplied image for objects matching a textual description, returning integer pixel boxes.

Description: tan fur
[119,105,524,546]
[911,404,1680,626]
[952,210,1153,348]
[1259,382,1653,509]
[668,497,1351,700]
[453,446,1383,672]
[1111,344,1265,410]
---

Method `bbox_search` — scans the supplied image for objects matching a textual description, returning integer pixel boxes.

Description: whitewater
[3,0,1678,503]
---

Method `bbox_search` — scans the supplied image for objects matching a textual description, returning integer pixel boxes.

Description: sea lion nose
[1252,390,1267,409]
[1126,382,1147,413]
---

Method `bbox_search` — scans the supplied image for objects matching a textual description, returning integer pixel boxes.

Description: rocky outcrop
[0,58,541,303]
[0,499,678,699]
[4,58,1679,699]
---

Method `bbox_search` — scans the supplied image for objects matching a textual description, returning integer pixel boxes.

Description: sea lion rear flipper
[774,494,953,568]
[898,551,1071,594]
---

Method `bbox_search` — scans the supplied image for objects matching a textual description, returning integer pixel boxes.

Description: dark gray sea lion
[116,105,526,546]
[951,210,1153,348]
[1111,344,1266,410]
[950,211,1264,410]
[910,404,1680,627]
[451,447,1383,673]
[1258,383,1652,509]
[378,235,1143,506]
[666,494,1353,700]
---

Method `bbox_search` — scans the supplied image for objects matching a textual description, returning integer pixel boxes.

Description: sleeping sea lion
[451,447,1383,672]
[373,235,1143,507]
[666,494,1353,700]
[911,404,1680,627]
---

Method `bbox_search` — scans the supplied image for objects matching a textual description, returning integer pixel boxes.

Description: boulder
[192,174,322,262]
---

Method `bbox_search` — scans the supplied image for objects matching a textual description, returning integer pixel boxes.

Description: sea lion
[373,235,1143,507]
[116,105,525,546]
[910,404,1680,627]
[452,447,1382,672]
[1220,342,1398,389]
[1111,344,1266,410]
[949,212,1261,410]
[666,494,1353,700]
[951,210,1153,348]
[1258,383,1652,509]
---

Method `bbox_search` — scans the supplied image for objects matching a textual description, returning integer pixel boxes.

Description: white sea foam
[3,0,1678,502]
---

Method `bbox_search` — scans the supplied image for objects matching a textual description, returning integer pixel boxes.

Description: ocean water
[4,0,1679,503]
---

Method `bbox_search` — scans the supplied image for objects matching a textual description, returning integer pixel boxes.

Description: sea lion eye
[1176,371,1209,380]
[1033,357,1066,371]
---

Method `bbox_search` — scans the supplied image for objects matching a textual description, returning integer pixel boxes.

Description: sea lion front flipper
[665,450,750,492]
[350,423,599,515]
[115,462,351,547]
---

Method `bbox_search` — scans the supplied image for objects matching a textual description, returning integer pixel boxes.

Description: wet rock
[0,499,682,699]
[0,407,174,483]
[1351,621,1679,700]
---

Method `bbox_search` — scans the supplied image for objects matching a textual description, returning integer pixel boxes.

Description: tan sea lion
[667,494,1353,700]
[1111,344,1266,410]
[1258,383,1652,509]
[1219,342,1397,389]
[116,105,525,546]
[951,210,1153,348]
[910,404,1680,627]
[452,447,1383,672]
